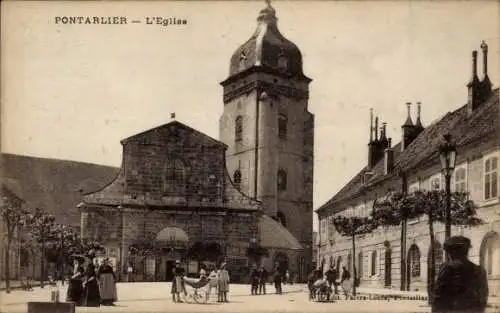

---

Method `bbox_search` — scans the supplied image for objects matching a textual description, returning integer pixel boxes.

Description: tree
[0,191,30,293]
[374,190,483,302]
[372,192,420,291]
[24,208,56,288]
[413,190,482,304]
[44,224,81,279]
[332,215,377,296]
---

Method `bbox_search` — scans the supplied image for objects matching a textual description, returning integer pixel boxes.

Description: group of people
[250,266,291,295]
[306,235,489,313]
[66,258,118,307]
[171,260,231,303]
[307,265,352,300]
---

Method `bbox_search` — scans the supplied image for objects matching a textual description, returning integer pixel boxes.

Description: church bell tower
[219,2,314,254]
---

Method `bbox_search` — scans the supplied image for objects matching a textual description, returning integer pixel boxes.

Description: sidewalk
[355,286,500,306]
[0,280,43,291]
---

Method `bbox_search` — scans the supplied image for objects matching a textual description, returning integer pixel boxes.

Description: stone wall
[123,124,226,203]
[82,206,259,282]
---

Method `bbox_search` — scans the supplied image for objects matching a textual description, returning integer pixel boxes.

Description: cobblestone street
[0,282,462,313]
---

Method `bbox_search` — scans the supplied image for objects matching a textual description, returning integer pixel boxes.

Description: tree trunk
[400,219,407,291]
[40,237,45,288]
[5,239,11,293]
[428,214,436,305]
[352,234,357,297]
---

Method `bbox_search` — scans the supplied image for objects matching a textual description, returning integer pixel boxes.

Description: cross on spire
[171,112,176,120]
[265,0,271,7]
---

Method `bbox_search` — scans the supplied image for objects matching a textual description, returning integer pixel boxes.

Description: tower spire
[258,0,277,23]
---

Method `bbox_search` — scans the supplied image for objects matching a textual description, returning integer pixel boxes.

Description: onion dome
[228,1,308,80]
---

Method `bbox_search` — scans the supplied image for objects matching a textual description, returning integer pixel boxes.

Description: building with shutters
[316,41,500,295]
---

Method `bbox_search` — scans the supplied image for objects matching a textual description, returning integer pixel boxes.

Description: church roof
[317,88,500,213]
[259,214,303,250]
[225,2,310,82]
[120,120,226,148]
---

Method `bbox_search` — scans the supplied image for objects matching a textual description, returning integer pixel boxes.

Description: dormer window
[239,51,247,72]
[278,54,288,72]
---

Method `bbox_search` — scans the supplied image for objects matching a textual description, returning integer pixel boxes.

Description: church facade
[79,3,313,283]
[316,42,500,295]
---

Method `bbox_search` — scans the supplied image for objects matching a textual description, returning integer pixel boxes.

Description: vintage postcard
[0,0,499,312]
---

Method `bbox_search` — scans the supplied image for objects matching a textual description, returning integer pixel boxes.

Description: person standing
[250,266,259,295]
[97,258,118,306]
[171,260,186,303]
[325,266,338,294]
[82,263,100,307]
[217,262,230,302]
[273,268,282,294]
[66,261,84,305]
[127,263,134,282]
[258,266,268,295]
[340,266,351,283]
[206,265,218,302]
[432,236,489,313]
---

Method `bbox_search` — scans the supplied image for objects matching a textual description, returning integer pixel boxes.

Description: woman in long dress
[66,261,84,305]
[97,258,117,306]
[171,260,186,303]
[82,263,101,307]
[217,263,230,303]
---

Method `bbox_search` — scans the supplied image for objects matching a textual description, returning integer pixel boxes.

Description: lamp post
[439,133,457,240]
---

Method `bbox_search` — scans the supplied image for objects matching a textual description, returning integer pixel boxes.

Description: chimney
[380,122,389,148]
[480,40,492,96]
[467,50,481,115]
[401,102,416,151]
[415,102,424,130]
[367,109,377,169]
[384,147,394,175]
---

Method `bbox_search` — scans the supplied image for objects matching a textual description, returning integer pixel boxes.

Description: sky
[2,0,499,231]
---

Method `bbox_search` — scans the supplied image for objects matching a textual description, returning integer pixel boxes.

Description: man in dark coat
[258,266,268,295]
[432,236,489,313]
[325,266,338,294]
[250,266,260,295]
[273,269,282,294]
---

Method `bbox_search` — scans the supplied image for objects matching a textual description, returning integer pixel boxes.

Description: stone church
[79,2,314,283]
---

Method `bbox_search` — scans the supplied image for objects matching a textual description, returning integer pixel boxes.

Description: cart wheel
[193,292,206,304]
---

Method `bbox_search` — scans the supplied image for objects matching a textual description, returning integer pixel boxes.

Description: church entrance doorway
[165,260,175,281]
[274,252,289,275]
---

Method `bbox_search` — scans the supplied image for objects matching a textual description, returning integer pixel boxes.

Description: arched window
[277,169,287,191]
[329,256,334,268]
[277,211,287,227]
[235,116,243,142]
[480,231,500,276]
[233,170,242,190]
[163,157,187,195]
[278,114,287,140]
[408,245,421,278]
[336,256,342,273]
[371,250,377,276]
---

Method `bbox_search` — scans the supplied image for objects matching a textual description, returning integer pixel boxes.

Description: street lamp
[439,133,457,240]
